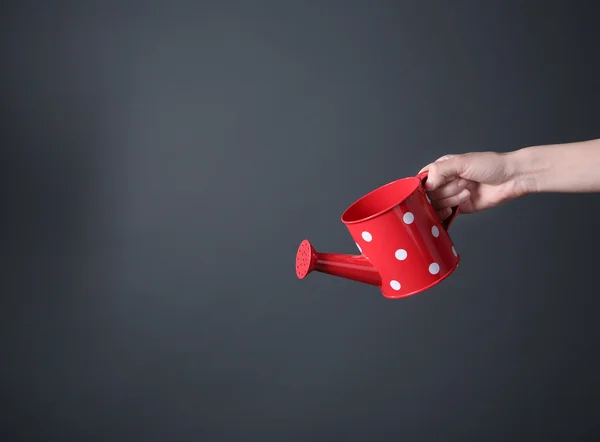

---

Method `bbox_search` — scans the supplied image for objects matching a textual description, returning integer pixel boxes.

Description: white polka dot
[431,226,439,237]
[394,249,408,260]
[452,246,457,256]
[390,280,401,291]
[403,212,414,224]
[356,243,362,253]
[429,262,440,275]
[361,231,372,242]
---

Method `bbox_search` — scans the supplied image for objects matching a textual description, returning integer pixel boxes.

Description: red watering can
[295,171,461,299]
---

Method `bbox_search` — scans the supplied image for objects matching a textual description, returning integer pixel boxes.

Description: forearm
[508,138,600,194]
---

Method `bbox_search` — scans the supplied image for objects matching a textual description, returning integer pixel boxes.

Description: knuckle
[428,162,440,179]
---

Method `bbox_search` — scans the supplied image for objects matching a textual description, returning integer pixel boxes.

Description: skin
[419,138,600,221]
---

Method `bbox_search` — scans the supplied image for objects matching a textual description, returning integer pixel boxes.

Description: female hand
[420,139,600,221]
[419,151,532,220]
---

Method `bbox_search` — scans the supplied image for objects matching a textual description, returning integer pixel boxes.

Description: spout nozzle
[296,239,317,279]
[294,239,382,286]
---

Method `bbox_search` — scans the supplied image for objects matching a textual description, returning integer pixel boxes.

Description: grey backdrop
[2,1,600,441]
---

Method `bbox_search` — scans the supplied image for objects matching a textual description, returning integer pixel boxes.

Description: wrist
[504,146,549,197]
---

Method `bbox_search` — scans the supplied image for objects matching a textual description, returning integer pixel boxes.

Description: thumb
[423,155,469,191]
[417,154,454,175]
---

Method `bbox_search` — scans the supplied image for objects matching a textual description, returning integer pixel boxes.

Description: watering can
[295,171,461,299]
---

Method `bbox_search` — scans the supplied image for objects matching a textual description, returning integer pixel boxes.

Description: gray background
[2,1,600,441]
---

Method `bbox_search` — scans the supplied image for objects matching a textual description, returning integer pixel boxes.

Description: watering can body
[296,171,460,299]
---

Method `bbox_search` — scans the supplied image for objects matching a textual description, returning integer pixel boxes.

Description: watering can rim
[340,175,422,225]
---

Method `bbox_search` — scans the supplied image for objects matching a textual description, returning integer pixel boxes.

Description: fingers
[428,178,467,200]
[436,207,454,221]
[419,153,472,222]
[431,188,470,211]
[435,154,455,163]
[418,154,455,175]
[421,155,469,191]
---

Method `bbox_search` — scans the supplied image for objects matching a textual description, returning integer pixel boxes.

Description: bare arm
[509,138,600,194]
[420,138,600,220]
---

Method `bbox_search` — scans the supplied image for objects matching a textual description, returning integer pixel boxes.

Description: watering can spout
[295,240,382,286]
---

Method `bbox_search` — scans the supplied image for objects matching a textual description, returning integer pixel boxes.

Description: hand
[419,152,530,220]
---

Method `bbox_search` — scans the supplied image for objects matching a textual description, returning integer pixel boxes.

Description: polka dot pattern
[395,249,407,261]
[429,263,440,275]
[350,203,459,296]
[403,212,414,224]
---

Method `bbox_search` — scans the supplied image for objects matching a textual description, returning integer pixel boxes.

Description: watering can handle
[416,170,459,231]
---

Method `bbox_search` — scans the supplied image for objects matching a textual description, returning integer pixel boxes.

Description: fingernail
[456,178,467,188]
